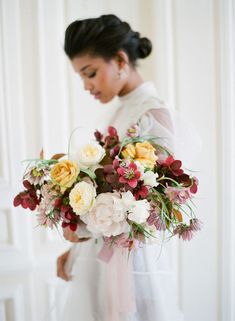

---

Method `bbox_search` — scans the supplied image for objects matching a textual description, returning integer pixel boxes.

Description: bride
[56,14,184,321]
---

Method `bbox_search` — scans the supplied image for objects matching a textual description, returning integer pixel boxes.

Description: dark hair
[64,14,152,67]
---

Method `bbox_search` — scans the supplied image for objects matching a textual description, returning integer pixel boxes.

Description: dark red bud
[94,130,103,141]
[108,126,117,137]
[69,223,78,231]
[23,180,33,190]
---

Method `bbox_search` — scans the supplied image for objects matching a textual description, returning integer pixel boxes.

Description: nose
[83,79,94,92]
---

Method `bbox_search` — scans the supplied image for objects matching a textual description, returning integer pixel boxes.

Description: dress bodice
[110,81,165,139]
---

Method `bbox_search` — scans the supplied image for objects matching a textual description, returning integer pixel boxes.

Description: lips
[91,92,101,99]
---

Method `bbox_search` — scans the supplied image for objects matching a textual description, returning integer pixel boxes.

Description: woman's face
[71,54,126,103]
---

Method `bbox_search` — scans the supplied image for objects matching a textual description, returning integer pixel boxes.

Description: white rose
[76,142,105,168]
[69,181,96,215]
[121,191,150,224]
[142,171,159,187]
[85,192,130,237]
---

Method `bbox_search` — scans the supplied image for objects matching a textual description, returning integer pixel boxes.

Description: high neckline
[118,81,158,104]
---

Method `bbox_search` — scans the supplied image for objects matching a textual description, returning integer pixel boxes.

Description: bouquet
[13,125,202,252]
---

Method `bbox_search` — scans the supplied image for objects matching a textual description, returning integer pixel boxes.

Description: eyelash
[88,71,96,79]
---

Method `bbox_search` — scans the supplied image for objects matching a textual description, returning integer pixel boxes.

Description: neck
[118,69,144,97]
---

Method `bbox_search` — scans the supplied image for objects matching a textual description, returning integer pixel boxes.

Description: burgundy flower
[161,155,184,176]
[13,180,40,211]
[117,162,141,188]
[60,205,78,231]
[134,185,149,200]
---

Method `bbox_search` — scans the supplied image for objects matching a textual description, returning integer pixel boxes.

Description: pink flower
[147,208,166,231]
[190,177,199,194]
[117,162,141,188]
[190,218,202,231]
[37,208,60,229]
[173,219,202,241]
[174,225,194,241]
[165,185,192,204]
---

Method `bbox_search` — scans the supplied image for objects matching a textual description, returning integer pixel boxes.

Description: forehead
[71,55,108,73]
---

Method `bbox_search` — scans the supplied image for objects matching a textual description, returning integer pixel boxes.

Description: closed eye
[88,71,97,79]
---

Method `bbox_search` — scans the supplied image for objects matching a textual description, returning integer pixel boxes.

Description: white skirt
[52,238,184,321]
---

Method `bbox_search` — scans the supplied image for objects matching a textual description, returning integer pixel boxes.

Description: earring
[118,70,127,80]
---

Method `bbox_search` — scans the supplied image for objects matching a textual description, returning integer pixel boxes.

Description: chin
[100,95,115,104]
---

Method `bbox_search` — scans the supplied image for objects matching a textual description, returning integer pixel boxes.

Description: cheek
[99,67,119,93]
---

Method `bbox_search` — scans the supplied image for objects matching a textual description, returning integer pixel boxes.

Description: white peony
[121,191,151,224]
[69,181,96,215]
[85,192,130,237]
[76,142,105,168]
[127,199,151,224]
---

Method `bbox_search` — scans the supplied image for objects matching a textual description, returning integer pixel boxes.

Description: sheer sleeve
[75,222,93,238]
[137,107,175,155]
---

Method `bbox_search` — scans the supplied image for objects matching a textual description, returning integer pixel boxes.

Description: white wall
[0,0,234,320]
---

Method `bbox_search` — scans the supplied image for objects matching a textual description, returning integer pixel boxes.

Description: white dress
[57,81,184,321]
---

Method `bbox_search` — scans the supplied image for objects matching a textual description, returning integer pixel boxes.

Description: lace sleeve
[75,222,93,238]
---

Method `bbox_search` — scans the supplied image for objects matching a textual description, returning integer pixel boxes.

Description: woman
[57,14,184,321]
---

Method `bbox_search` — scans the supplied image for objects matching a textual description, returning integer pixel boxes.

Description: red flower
[117,162,141,188]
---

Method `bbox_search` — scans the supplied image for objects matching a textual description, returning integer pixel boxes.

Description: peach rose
[135,141,158,169]
[121,143,136,159]
[50,160,79,193]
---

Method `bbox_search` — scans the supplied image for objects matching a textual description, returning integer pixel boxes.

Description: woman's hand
[57,249,71,281]
[63,226,90,243]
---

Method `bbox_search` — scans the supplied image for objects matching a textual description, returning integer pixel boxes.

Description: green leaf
[80,168,96,180]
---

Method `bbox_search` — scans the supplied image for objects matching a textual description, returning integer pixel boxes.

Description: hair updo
[64,14,152,67]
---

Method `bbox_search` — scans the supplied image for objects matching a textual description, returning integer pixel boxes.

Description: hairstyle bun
[138,37,152,59]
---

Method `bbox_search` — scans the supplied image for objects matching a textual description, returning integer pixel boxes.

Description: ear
[115,50,129,69]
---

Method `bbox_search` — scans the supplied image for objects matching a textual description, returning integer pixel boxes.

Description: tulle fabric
[51,82,186,321]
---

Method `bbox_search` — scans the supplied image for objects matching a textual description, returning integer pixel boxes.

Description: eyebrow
[80,64,91,72]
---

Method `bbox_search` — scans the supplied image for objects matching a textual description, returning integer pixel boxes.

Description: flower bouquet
[13,124,201,253]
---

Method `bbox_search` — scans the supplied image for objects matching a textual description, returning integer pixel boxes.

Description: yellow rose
[50,160,79,193]
[121,143,136,159]
[135,141,158,169]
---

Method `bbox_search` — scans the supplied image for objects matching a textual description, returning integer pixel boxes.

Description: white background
[0,0,234,320]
